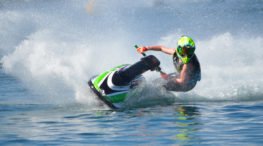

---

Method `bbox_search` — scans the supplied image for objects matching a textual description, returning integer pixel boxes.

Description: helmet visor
[177,45,195,64]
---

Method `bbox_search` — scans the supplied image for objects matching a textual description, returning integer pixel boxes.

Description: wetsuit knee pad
[141,55,160,71]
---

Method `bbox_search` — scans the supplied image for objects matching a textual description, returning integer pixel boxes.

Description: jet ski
[88,55,161,109]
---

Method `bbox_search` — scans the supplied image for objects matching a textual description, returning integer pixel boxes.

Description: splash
[195,33,263,101]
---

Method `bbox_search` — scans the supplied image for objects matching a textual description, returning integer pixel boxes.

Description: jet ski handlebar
[134,45,166,74]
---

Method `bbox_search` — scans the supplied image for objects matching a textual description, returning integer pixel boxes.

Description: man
[137,36,201,92]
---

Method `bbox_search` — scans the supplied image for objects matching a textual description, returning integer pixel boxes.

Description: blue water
[1,68,263,145]
[1,0,263,145]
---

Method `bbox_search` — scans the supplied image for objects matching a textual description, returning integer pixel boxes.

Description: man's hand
[137,46,148,54]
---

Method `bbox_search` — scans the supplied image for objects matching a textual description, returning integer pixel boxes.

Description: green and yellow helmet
[176,36,196,64]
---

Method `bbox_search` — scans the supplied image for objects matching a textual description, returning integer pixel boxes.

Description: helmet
[176,36,195,64]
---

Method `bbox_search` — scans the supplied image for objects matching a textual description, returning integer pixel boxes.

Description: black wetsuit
[164,53,201,92]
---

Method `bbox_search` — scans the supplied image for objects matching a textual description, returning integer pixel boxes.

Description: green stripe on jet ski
[93,64,128,91]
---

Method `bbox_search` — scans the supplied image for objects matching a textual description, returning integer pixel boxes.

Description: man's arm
[145,46,175,55]
[174,64,190,84]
